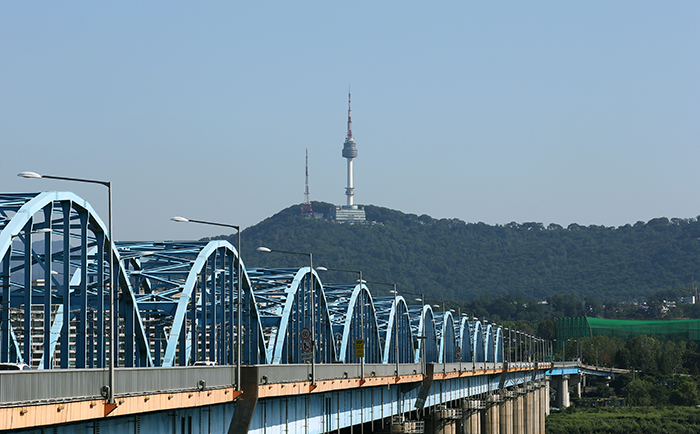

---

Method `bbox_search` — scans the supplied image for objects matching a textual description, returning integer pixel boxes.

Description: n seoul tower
[342,91,358,206]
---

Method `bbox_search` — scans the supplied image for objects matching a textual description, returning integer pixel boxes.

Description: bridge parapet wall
[0,366,237,406]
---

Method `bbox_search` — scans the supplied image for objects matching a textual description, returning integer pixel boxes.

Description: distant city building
[334,91,366,223]
[329,205,366,223]
[679,296,696,305]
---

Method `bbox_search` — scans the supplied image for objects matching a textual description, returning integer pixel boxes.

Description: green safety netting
[556,317,700,345]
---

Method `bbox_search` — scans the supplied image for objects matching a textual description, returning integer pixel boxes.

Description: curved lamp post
[362,280,403,377]
[18,171,116,403]
[171,216,241,391]
[316,266,365,381]
[257,246,316,385]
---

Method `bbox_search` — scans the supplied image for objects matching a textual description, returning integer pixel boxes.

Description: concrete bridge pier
[537,382,548,434]
[538,381,548,434]
[534,384,542,434]
[572,375,582,399]
[553,375,570,408]
[545,379,551,417]
[484,394,500,434]
[524,384,536,434]
[461,399,484,434]
[512,388,524,434]
[499,391,515,434]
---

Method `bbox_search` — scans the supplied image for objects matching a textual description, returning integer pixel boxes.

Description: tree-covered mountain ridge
[214,202,700,303]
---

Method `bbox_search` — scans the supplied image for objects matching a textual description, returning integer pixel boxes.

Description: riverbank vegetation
[546,406,700,434]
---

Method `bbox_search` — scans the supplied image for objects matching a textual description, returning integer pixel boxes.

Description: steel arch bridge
[0,192,504,370]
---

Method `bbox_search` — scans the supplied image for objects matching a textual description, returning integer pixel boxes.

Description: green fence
[556,317,700,347]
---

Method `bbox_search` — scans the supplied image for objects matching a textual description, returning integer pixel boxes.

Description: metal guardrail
[434,405,462,420]
[391,416,425,434]
[0,366,236,406]
[254,362,423,385]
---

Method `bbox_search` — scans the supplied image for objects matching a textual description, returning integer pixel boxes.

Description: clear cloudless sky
[1,2,698,241]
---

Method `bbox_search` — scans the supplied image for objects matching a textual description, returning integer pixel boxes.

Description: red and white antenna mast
[301,148,314,215]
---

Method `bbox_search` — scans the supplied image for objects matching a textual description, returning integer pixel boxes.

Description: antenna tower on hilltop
[331,90,366,222]
[342,91,358,206]
[301,148,314,216]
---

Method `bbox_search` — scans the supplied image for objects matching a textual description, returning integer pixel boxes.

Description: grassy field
[546,406,700,434]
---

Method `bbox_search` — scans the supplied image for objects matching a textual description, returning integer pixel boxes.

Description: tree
[623,379,654,406]
[670,378,699,406]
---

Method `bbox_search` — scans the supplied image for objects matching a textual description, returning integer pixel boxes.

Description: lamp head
[257,246,272,253]
[18,171,42,179]
[170,216,189,223]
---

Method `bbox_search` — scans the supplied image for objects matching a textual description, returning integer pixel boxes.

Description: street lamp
[18,171,116,403]
[401,293,427,377]
[257,246,316,385]
[171,216,242,390]
[363,280,402,377]
[316,266,365,381]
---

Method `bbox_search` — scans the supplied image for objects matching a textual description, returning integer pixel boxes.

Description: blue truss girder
[324,283,381,364]
[0,192,152,369]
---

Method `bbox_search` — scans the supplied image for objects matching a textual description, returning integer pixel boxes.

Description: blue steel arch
[325,283,381,364]
[0,192,152,369]
[471,321,485,362]
[488,326,503,363]
[415,305,438,363]
[436,311,456,363]
[248,267,337,364]
[118,240,266,367]
[483,324,493,362]
[377,295,414,365]
[458,317,470,362]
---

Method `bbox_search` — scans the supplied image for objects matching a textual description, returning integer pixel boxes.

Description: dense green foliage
[561,334,700,412]
[219,202,700,303]
[546,407,700,434]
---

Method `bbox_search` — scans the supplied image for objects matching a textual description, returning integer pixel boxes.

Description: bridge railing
[0,366,237,407]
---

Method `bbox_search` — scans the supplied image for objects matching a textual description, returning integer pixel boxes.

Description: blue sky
[2,2,698,241]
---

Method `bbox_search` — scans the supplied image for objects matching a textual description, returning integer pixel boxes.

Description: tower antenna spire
[347,90,353,139]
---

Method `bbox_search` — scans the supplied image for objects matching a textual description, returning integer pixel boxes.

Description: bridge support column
[538,382,547,434]
[499,391,513,434]
[461,400,484,434]
[533,384,541,434]
[485,395,500,434]
[524,385,535,434]
[512,388,524,434]
[554,375,570,408]
[537,382,548,434]
[544,379,550,416]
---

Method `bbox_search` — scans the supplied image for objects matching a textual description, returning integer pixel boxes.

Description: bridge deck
[0,362,549,431]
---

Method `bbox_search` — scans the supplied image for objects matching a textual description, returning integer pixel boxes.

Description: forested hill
[214,202,700,303]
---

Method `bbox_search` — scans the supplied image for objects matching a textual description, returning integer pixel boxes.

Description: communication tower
[331,91,366,223]
[301,148,314,216]
[342,92,358,206]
